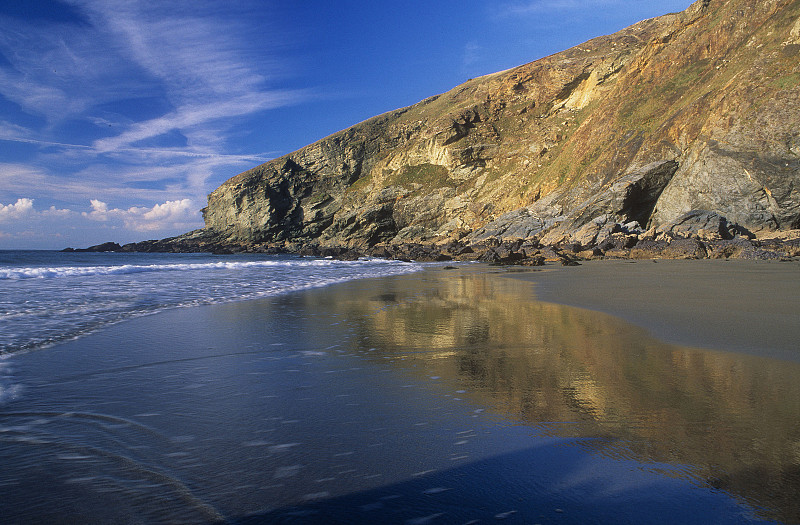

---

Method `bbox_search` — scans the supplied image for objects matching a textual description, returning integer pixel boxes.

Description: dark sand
[509,259,800,362]
[2,263,799,523]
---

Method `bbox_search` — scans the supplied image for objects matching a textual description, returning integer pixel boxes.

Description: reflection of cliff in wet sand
[316,265,800,523]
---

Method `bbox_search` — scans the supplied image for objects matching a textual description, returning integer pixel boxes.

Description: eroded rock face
[651,138,800,232]
[200,0,800,250]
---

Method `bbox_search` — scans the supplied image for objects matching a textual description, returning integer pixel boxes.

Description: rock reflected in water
[315,268,800,523]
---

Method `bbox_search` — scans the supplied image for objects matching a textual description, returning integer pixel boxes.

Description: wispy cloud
[0,0,305,245]
[0,161,209,211]
[70,0,305,153]
[463,42,483,68]
[498,0,621,16]
[0,11,141,121]
[91,91,304,153]
[0,121,34,141]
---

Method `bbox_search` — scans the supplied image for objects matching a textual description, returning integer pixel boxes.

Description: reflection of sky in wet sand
[0,266,797,523]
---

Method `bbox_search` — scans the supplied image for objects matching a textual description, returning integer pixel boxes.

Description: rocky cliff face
[201,0,800,251]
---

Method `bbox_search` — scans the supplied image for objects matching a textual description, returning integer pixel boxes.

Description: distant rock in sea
[63,242,123,253]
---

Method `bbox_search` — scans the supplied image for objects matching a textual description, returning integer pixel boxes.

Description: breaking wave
[0,253,423,355]
[0,257,402,280]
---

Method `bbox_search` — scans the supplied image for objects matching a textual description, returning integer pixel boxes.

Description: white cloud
[0,196,198,235]
[0,198,73,223]
[42,206,74,218]
[142,199,195,223]
[82,198,200,232]
[84,199,109,220]
[0,198,35,222]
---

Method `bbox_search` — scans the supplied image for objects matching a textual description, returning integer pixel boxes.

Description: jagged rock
[571,216,616,248]
[629,236,709,260]
[731,247,786,261]
[648,210,752,241]
[469,208,558,243]
[559,253,582,266]
[440,241,475,257]
[540,161,680,245]
[651,140,800,234]
[577,247,605,259]
[366,245,393,259]
[629,239,668,259]
[598,232,639,252]
[479,247,526,265]
[520,255,547,266]
[298,244,321,257]
[660,238,709,259]
[471,160,679,248]
[703,238,757,259]
[758,231,800,257]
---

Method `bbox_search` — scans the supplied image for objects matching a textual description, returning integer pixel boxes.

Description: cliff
[196,0,800,255]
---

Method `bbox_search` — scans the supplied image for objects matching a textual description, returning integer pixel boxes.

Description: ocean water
[0,250,422,355]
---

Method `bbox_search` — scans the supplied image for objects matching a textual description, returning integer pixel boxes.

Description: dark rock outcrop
[64,242,123,253]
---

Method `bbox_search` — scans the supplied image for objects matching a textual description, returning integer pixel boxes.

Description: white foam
[422,487,451,494]
[0,257,411,280]
[0,360,21,405]
[269,443,301,453]
[1,253,424,355]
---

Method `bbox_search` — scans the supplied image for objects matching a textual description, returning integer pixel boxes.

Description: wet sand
[509,259,800,362]
[2,263,799,523]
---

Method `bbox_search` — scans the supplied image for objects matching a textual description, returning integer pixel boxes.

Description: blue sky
[0,0,692,249]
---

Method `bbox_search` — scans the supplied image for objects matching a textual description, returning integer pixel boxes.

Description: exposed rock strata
[117,212,799,265]
[133,0,800,262]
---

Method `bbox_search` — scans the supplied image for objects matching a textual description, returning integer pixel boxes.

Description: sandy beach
[509,259,800,361]
[2,261,799,523]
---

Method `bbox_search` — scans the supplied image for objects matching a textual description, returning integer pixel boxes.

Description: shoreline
[504,258,800,362]
[6,254,797,364]
[3,261,799,522]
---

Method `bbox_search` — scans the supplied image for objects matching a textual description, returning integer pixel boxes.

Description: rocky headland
[80,0,800,264]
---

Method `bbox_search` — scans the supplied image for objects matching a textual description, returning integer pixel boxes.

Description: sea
[0,250,422,356]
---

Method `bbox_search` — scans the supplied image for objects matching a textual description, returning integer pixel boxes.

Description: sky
[0,0,693,249]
